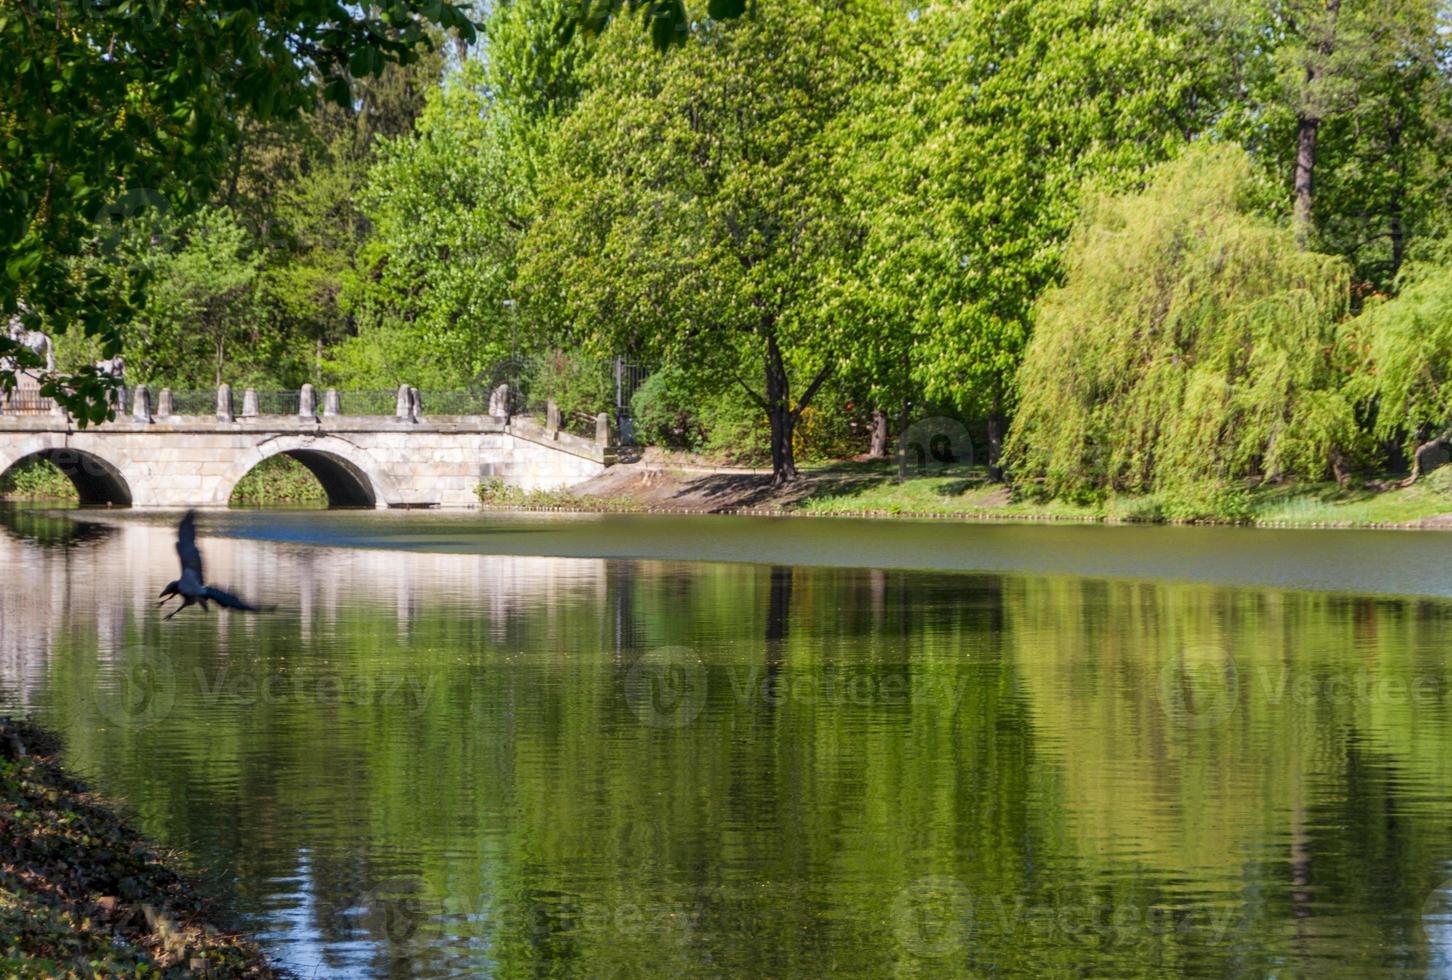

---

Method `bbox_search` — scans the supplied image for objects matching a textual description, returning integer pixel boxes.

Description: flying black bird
[158,511,267,620]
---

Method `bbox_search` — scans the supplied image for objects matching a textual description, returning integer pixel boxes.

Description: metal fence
[166,389,214,415]
[421,390,492,415]
[485,352,652,441]
[338,390,402,416]
[252,390,301,416]
[4,355,653,431]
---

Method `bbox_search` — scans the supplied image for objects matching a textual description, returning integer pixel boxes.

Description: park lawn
[790,459,1452,527]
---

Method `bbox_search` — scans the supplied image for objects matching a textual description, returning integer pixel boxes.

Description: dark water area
[4,505,1452,976]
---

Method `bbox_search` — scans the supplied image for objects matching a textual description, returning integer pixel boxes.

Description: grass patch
[0,717,277,977]
[230,454,327,507]
[788,460,1452,526]
[475,477,634,512]
[0,458,77,502]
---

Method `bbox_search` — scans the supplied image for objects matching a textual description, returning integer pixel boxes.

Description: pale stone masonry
[0,409,610,508]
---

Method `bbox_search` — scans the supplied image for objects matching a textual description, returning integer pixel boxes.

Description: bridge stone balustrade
[0,388,612,508]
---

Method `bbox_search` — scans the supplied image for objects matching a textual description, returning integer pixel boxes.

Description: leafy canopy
[0,0,475,419]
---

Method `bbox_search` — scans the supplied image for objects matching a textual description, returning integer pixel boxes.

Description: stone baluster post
[241,388,258,418]
[489,383,511,418]
[157,388,174,418]
[595,412,611,448]
[216,383,234,422]
[299,383,317,418]
[546,399,561,435]
[131,384,153,423]
[395,384,413,420]
[323,388,340,417]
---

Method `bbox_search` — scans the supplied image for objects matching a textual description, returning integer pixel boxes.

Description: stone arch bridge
[0,384,611,508]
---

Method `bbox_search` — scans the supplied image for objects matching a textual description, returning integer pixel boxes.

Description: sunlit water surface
[4,506,1452,977]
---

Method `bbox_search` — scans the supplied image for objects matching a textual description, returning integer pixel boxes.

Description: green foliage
[630,368,705,449]
[827,0,1262,428]
[229,455,329,507]
[519,0,896,482]
[0,458,76,501]
[559,0,751,53]
[243,46,448,389]
[125,207,269,389]
[628,367,774,461]
[0,0,475,420]
[1251,0,1452,288]
[1345,249,1452,452]
[333,63,526,390]
[474,477,622,509]
[1005,146,1356,500]
[520,350,615,434]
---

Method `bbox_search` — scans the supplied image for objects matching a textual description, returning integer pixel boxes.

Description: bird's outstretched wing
[176,510,203,584]
[202,586,268,613]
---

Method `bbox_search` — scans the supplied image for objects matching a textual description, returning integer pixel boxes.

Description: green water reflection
[3,507,1452,976]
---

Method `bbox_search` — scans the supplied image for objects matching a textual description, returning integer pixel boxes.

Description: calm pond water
[4,505,1452,977]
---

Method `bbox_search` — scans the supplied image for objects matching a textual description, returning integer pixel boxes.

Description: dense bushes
[229,455,328,506]
[0,458,77,500]
[629,369,704,450]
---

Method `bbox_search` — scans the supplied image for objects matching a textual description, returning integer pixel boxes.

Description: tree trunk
[764,335,797,486]
[1293,0,1342,248]
[761,332,832,487]
[1400,429,1452,487]
[986,408,1006,483]
[1388,113,1408,283]
[868,408,888,459]
[1294,115,1319,247]
[894,399,912,480]
[1329,447,1351,487]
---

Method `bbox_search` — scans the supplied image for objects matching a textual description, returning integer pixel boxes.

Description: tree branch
[733,371,768,410]
[789,362,834,423]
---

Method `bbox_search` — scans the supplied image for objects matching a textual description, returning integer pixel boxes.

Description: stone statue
[95,354,126,410]
[5,307,56,374]
[489,383,511,418]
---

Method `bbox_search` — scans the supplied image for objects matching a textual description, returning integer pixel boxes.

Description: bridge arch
[215,435,400,509]
[0,436,133,506]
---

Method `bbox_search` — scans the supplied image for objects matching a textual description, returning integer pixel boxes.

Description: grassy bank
[794,461,1452,526]
[0,718,278,977]
[481,457,1452,529]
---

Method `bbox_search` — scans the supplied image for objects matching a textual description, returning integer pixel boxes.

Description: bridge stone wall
[0,412,609,508]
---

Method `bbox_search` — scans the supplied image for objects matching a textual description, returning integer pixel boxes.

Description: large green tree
[519,0,895,484]
[1004,146,1356,501]
[827,0,1267,477]
[1251,0,1452,286]
[0,0,474,420]
[332,62,531,390]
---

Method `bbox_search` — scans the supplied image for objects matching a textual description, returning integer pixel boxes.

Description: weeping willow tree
[1004,146,1355,502]
[1344,249,1452,482]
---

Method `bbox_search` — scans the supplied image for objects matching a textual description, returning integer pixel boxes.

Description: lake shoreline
[473,498,1452,530]
[0,716,281,977]
[475,459,1452,530]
